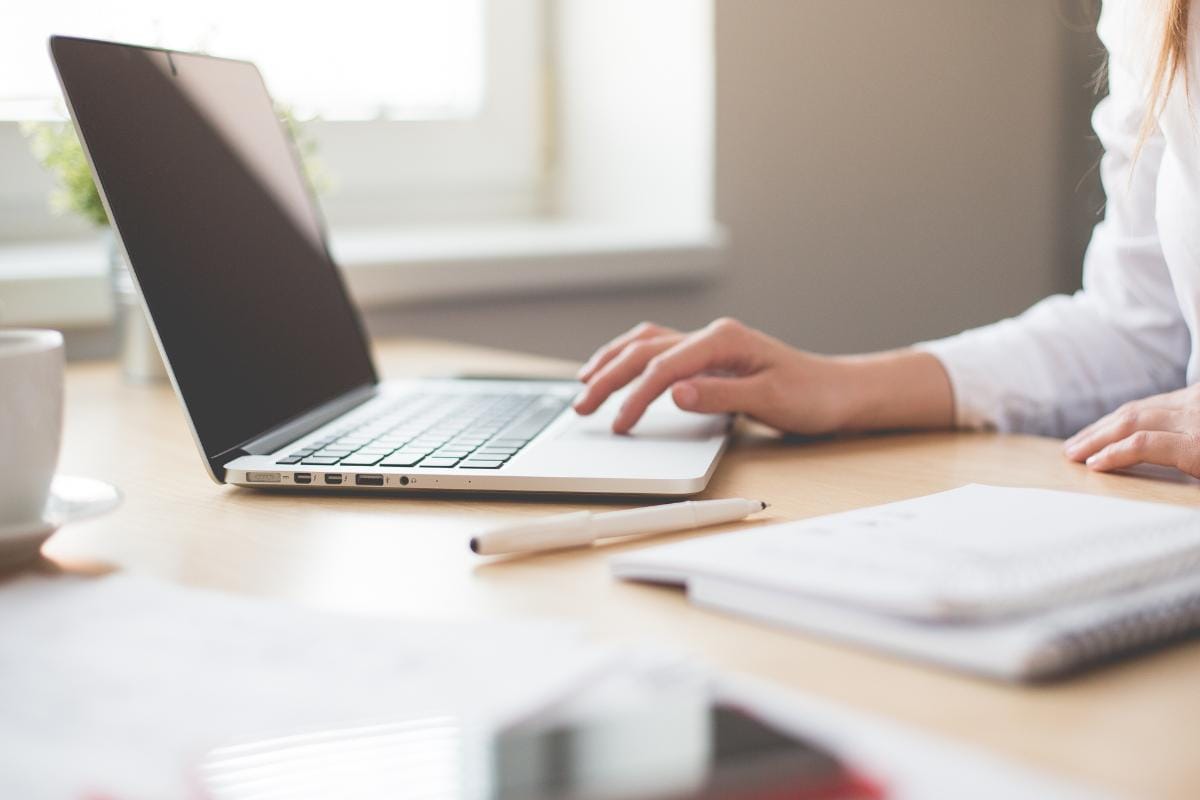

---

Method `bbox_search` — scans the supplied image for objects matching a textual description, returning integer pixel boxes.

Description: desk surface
[48,339,1200,799]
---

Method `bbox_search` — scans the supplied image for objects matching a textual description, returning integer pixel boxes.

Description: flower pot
[107,232,168,384]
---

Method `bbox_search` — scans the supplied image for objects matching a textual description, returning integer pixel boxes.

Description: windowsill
[0,221,726,328]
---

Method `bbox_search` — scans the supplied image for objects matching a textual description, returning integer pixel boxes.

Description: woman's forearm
[574,319,957,435]
[833,349,956,432]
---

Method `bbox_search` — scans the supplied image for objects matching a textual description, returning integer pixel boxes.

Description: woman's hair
[1143,0,1191,137]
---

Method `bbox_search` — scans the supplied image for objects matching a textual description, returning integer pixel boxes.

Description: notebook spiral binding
[1041,584,1200,676]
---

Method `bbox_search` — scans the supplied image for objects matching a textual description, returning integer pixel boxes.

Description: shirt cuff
[913,334,1005,432]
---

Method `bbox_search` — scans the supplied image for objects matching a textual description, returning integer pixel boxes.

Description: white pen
[469,498,769,556]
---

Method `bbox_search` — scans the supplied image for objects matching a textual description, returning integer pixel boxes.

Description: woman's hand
[573,318,848,434]
[1064,386,1200,476]
[572,318,955,435]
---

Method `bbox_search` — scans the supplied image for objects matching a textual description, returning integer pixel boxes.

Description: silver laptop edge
[51,36,731,497]
[224,379,732,496]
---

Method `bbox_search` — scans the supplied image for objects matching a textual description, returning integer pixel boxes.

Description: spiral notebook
[612,485,1200,681]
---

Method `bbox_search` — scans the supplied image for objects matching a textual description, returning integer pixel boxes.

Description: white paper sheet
[613,484,1200,620]
[0,573,611,800]
[0,570,1118,800]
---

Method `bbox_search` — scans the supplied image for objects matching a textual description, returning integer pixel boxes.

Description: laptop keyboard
[275,392,569,470]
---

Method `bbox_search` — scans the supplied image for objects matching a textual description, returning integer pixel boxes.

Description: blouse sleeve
[915,0,1190,437]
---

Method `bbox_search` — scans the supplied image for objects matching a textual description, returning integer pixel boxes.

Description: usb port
[324,474,343,485]
[292,472,312,485]
[355,474,384,486]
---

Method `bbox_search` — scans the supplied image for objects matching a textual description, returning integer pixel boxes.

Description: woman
[574,0,1200,478]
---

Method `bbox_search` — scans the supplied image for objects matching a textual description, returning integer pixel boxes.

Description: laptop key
[459,459,505,469]
[380,452,427,467]
[339,454,384,466]
[276,456,304,465]
[301,456,342,465]
[419,457,462,468]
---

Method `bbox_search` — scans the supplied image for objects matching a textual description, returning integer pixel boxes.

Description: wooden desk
[48,339,1200,800]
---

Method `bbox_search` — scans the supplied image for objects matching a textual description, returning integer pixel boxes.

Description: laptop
[50,36,730,496]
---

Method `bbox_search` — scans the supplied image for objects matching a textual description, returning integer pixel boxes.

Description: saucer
[0,475,122,569]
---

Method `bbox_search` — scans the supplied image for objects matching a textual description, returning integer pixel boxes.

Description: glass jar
[107,231,168,383]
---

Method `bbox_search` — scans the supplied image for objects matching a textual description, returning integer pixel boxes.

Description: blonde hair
[1141,0,1191,143]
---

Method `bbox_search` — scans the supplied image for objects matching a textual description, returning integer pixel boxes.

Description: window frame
[0,0,724,332]
[302,1,547,230]
[0,0,546,241]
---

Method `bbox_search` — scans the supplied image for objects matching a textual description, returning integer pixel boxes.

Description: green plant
[277,105,331,196]
[22,105,328,228]
[21,120,109,226]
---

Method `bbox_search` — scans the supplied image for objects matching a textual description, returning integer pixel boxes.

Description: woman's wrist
[828,349,955,432]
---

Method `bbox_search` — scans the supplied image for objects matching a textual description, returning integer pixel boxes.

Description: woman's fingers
[1064,407,1184,462]
[672,373,770,416]
[575,317,775,433]
[612,320,752,433]
[1085,430,1200,476]
[576,322,677,383]
[1064,391,1190,454]
[573,334,681,415]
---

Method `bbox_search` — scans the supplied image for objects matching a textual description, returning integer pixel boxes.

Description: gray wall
[58,1,1105,364]
[366,0,1106,360]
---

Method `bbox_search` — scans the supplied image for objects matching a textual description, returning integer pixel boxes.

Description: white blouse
[919,0,1200,438]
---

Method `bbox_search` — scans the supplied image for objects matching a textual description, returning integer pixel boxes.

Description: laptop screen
[51,37,377,467]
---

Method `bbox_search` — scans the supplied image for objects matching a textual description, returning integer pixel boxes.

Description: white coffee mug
[0,330,64,527]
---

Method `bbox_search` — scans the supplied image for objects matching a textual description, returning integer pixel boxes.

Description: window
[0,0,721,330]
[0,0,485,121]
[0,0,544,238]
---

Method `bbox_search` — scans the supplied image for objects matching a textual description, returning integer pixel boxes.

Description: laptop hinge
[207,450,243,484]
[210,384,379,481]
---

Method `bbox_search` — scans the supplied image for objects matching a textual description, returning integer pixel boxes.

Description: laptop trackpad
[514,393,728,480]
[558,393,728,441]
